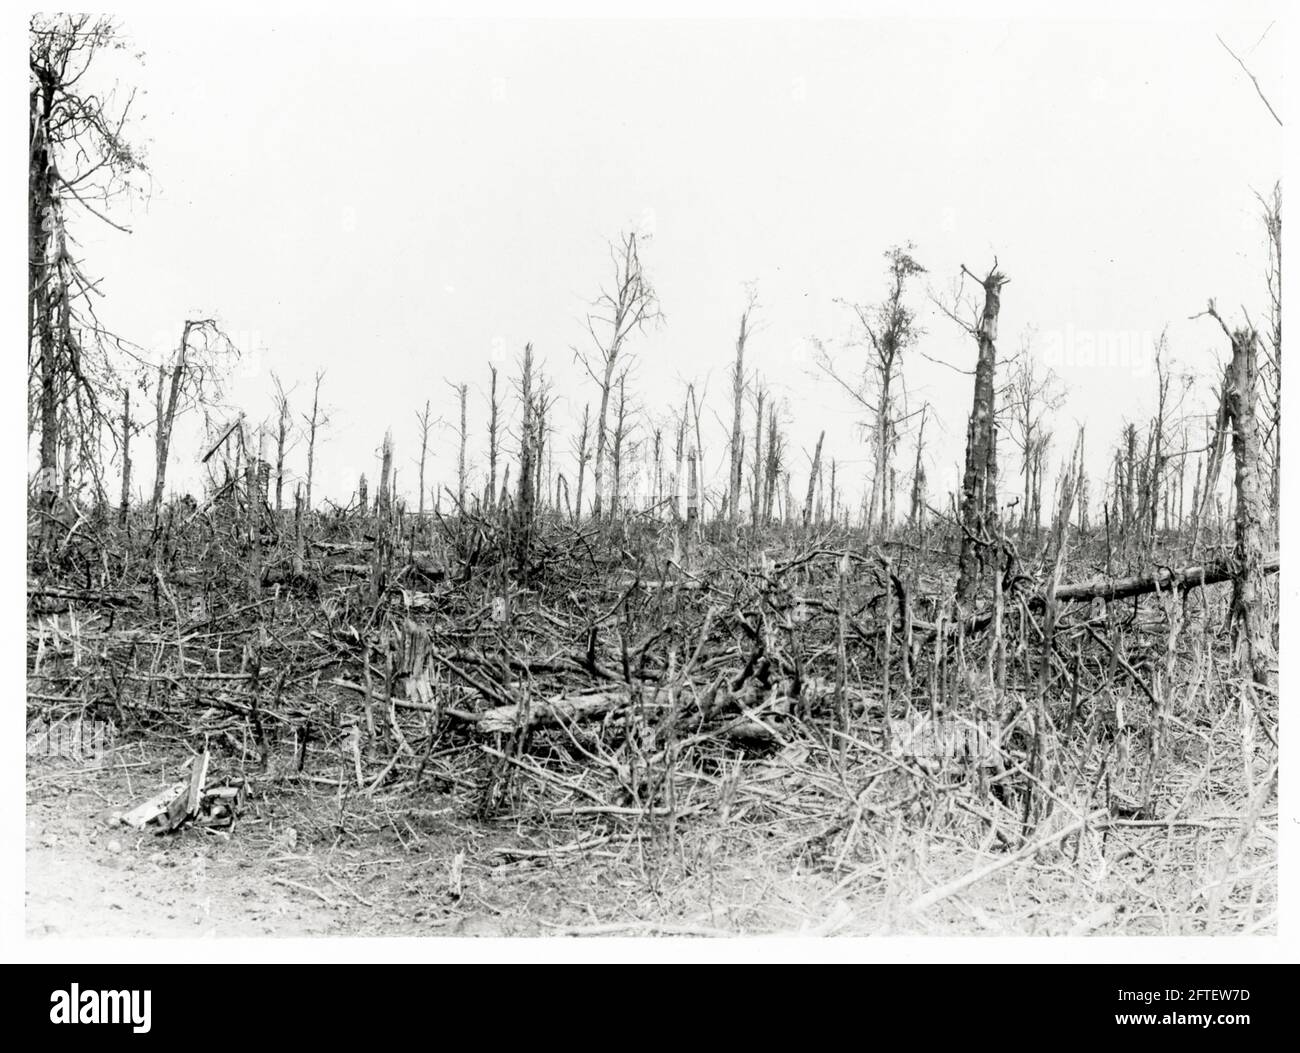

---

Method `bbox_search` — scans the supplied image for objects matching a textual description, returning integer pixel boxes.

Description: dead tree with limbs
[817,246,926,533]
[575,231,661,520]
[152,319,230,529]
[30,17,147,541]
[1005,333,1063,543]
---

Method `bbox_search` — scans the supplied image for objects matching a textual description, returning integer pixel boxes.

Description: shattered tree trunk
[955,267,1007,608]
[686,447,699,531]
[487,365,499,512]
[573,404,589,524]
[728,306,750,523]
[671,415,685,522]
[592,354,614,520]
[274,412,287,515]
[515,345,536,572]
[1223,326,1273,686]
[119,388,131,526]
[30,73,60,527]
[416,400,431,518]
[653,429,663,511]
[910,410,927,529]
[153,321,198,526]
[303,372,322,512]
[803,430,825,526]
[456,382,468,512]
[751,388,765,529]
[764,407,781,522]
[245,451,262,599]
[369,432,393,603]
[610,374,627,517]
[292,484,305,576]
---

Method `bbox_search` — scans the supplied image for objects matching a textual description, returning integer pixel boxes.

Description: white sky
[66,6,1283,512]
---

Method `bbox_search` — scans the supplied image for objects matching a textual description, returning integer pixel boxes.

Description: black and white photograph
[9,0,1295,986]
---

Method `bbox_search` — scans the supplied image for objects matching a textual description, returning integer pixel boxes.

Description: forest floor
[26,729,1275,939]
[25,515,1279,939]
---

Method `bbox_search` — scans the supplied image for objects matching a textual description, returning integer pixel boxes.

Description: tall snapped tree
[727,285,758,523]
[949,262,1009,608]
[1203,303,1273,687]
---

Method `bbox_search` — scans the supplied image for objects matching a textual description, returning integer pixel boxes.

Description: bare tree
[671,402,687,520]
[572,403,591,522]
[515,344,537,570]
[763,403,783,522]
[118,387,132,526]
[415,399,434,517]
[369,431,393,603]
[652,426,664,511]
[152,319,230,523]
[750,383,765,528]
[818,246,926,533]
[30,17,147,525]
[300,371,327,511]
[908,406,928,529]
[575,231,662,519]
[446,380,468,512]
[687,380,709,521]
[803,430,825,526]
[609,371,635,517]
[270,372,294,514]
[533,378,556,513]
[943,261,1009,608]
[1258,184,1281,515]
[1202,303,1273,686]
[486,363,500,511]
[1004,333,1063,541]
[727,285,759,522]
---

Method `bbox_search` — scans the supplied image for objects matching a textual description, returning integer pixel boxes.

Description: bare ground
[26,729,1277,939]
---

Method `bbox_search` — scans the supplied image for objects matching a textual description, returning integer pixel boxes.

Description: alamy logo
[49,984,151,1033]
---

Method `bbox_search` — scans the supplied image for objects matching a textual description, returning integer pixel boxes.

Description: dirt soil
[24,740,891,939]
[27,732,1276,939]
[26,746,544,938]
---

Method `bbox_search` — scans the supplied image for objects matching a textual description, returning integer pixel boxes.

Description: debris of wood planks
[115,780,190,830]
[114,750,244,833]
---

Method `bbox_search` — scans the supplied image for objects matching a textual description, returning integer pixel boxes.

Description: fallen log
[461,676,864,736]
[1041,554,1279,606]
[474,691,628,734]
[27,584,142,608]
[934,554,1280,641]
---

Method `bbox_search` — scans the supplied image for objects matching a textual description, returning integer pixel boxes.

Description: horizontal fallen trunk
[1043,554,1279,606]
[27,584,142,608]
[474,691,628,734]
[935,554,1280,640]
[458,676,864,736]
